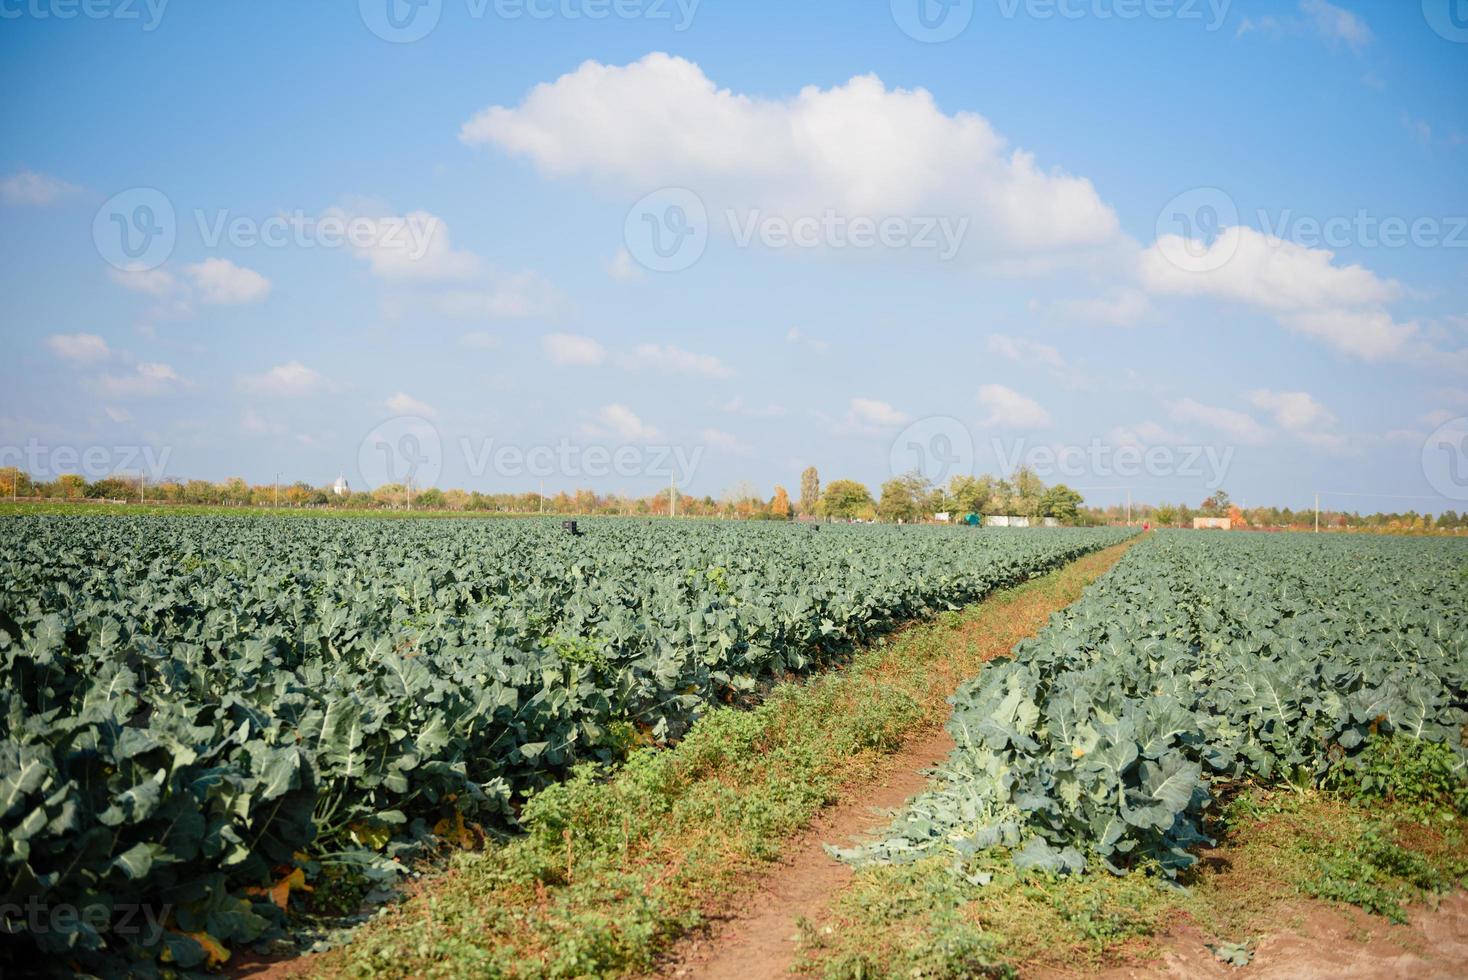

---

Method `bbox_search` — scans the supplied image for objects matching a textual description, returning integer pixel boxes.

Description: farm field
[0,515,1129,975]
[806,530,1468,976]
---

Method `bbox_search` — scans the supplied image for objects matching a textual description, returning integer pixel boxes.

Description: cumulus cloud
[184,258,271,305]
[847,398,911,429]
[1106,421,1190,448]
[238,361,322,397]
[1139,226,1414,359]
[1,170,78,206]
[1246,389,1337,431]
[1170,398,1268,444]
[582,403,662,441]
[701,428,752,455]
[345,210,480,283]
[461,53,1118,257]
[543,333,607,366]
[619,343,732,377]
[98,362,181,397]
[978,384,1052,429]
[46,333,111,363]
[385,392,438,417]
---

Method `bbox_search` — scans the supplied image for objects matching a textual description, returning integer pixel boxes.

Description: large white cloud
[462,53,1118,255]
[978,384,1051,429]
[1139,226,1415,359]
[185,258,271,305]
[46,333,111,363]
[238,362,323,397]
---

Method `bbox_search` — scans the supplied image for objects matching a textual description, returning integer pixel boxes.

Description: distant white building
[984,516,1031,528]
[1194,517,1231,530]
[333,474,350,497]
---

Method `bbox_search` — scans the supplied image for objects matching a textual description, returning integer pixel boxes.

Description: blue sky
[2,0,1466,512]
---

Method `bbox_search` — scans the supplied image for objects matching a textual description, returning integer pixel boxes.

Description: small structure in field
[333,475,350,497]
[1194,517,1231,530]
[934,512,952,523]
[985,515,1031,528]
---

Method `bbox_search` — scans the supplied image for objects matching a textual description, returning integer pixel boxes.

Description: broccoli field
[0,516,1130,974]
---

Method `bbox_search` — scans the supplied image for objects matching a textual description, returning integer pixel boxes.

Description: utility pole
[406,476,413,512]
[670,471,678,519]
[1314,493,1321,533]
[274,472,280,509]
[139,472,145,505]
[539,480,544,514]
[1125,489,1132,527]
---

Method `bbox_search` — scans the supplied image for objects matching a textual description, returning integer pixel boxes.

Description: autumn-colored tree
[799,466,820,516]
[769,485,793,520]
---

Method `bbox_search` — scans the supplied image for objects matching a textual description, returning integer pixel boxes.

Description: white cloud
[344,210,480,283]
[619,343,733,378]
[1,170,78,206]
[986,334,1065,371]
[184,258,271,305]
[98,362,180,397]
[462,53,1118,256]
[1246,389,1337,431]
[701,428,752,455]
[238,361,322,397]
[582,403,662,441]
[608,247,644,282]
[46,333,110,363]
[1420,408,1456,427]
[543,333,607,366]
[1300,0,1372,50]
[1169,398,1268,444]
[103,406,132,423]
[978,384,1051,429]
[107,265,178,297]
[847,397,911,429]
[385,392,438,418]
[1139,226,1414,360]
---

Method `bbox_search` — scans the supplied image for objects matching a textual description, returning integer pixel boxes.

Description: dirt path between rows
[660,727,956,979]
[658,540,1144,980]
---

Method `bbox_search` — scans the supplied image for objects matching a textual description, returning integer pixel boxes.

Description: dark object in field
[564,520,582,536]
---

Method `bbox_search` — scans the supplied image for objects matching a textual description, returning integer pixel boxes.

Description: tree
[1038,484,1083,524]
[1200,490,1232,516]
[878,472,930,523]
[1153,504,1178,527]
[948,475,992,516]
[799,466,820,516]
[818,479,874,520]
[769,485,794,520]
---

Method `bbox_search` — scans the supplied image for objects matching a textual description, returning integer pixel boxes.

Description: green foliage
[845,532,1468,880]
[0,515,1130,973]
[1323,734,1468,816]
